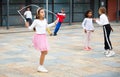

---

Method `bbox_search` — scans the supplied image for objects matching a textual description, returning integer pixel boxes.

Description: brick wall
[107,0,118,21]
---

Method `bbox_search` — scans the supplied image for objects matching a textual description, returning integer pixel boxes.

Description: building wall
[1,0,92,26]
[107,0,119,21]
[0,1,2,26]
[93,0,100,18]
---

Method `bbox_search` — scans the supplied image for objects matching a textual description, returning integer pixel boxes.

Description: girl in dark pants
[94,7,115,57]
[103,24,113,50]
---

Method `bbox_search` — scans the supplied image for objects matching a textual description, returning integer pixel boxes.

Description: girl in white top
[25,7,58,73]
[82,10,94,51]
[94,7,115,57]
[24,8,32,19]
[24,7,32,25]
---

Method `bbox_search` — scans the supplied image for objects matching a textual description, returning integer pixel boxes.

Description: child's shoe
[50,33,53,36]
[37,65,48,73]
[104,50,110,55]
[84,47,90,51]
[88,47,92,50]
[106,51,115,57]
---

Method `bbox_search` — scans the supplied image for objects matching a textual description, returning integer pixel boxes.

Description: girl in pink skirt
[25,7,58,73]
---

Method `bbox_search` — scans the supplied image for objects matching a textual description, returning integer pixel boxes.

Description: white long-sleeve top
[28,19,55,34]
[96,14,109,26]
[24,11,32,19]
[82,18,94,30]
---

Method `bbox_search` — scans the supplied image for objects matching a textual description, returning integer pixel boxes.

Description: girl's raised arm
[28,20,37,30]
[47,18,59,27]
[96,15,105,26]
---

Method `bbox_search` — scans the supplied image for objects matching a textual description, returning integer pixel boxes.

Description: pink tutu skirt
[32,34,49,51]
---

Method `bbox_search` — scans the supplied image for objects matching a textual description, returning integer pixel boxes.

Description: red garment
[57,12,66,23]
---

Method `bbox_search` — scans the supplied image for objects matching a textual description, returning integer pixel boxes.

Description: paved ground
[0,23,120,77]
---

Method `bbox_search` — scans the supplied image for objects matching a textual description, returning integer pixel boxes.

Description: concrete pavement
[0,23,120,77]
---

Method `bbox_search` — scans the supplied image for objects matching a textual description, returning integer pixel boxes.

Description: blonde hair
[99,7,106,14]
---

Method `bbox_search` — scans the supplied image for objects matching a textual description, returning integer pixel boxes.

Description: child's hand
[93,18,96,22]
[93,18,99,22]
[91,30,94,32]
[84,29,87,33]
[111,27,113,32]
[96,18,99,20]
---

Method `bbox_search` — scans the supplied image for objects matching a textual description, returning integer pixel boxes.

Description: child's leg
[106,27,112,50]
[29,19,32,25]
[103,28,110,55]
[103,26,112,50]
[25,21,29,27]
[88,31,91,48]
[54,22,62,35]
[85,31,89,48]
[40,51,47,65]
[38,51,48,72]
[103,25,115,57]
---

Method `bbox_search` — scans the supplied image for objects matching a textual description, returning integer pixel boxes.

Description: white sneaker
[104,50,110,55]
[37,66,48,73]
[106,51,115,57]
